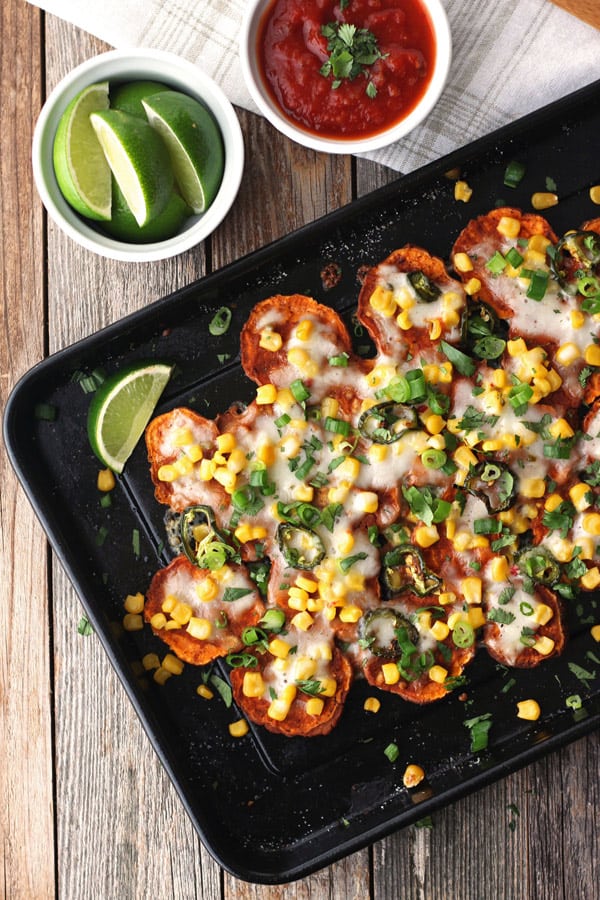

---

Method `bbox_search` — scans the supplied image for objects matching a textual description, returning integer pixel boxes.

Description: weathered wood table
[2,3,599,898]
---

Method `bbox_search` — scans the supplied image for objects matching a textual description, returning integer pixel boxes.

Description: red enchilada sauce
[258,0,436,140]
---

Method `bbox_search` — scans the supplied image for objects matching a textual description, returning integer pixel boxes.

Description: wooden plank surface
[1,2,599,898]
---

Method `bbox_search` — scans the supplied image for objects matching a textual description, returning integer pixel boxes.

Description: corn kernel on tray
[5,79,600,884]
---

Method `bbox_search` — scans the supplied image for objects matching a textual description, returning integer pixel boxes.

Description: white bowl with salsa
[240,0,452,154]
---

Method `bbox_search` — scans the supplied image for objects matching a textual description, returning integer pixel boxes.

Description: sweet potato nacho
[142,208,600,736]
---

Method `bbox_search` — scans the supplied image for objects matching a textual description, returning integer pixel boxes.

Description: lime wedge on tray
[52,81,111,220]
[142,91,224,213]
[87,362,173,474]
[90,109,173,227]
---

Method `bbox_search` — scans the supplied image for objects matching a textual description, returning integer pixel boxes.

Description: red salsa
[257,0,436,140]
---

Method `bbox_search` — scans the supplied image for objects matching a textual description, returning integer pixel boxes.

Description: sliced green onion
[486,251,507,274]
[473,517,502,534]
[324,416,352,435]
[329,352,349,367]
[208,306,232,335]
[384,741,399,762]
[525,270,549,301]
[406,368,427,401]
[505,247,524,268]
[259,608,286,632]
[503,160,525,188]
[565,694,582,710]
[290,379,310,403]
[339,552,368,573]
[34,402,57,421]
[275,413,291,429]
[385,376,411,403]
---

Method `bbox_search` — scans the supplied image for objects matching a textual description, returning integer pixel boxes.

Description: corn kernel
[497,215,521,238]
[195,576,219,603]
[552,538,574,563]
[490,556,509,582]
[591,624,600,641]
[461,579,482,607]
[452,531,472,552]
[157,464,177,482]
[447,611,466,631]
[438,591,457,606]
[403,764,425,788]
[295,318,314,341]
[123,613,143,631]
[187,617,212,640]
[291,611,314,631]
[534,637,555,656]
[429,665,448,684]
[454,180,472,202]
[581,566,600,590]
[428,318,442,341]
[382,662,400,685]
[429,618,450,643]
[269,637,292,659]
[337,456,361,483]
[556,342,581,366]
[293,656,317,681]
[396,309,413,331]
[171,602,193,626]
[370,285,396,316]
[319,677,337,698]
[584,344,600,367]
[520,477,546,499]
[256,383,277,405]
[213,466,237,492]
[468,607,486,629]
[196,684,214,700]
[531,603,553,626]
[569,482,593,512]
[453,252,473,273]
[97,468,116,491]
[531,192,558,210]
[582,514,600,537]
[259,327,282,351]
[150,612,167,630]
[303,697,324,717]
[339,604,363,623]
[242,671,265,698]
[173,454,194,477]
[142,652,160,671]
[364,697,381,714]
[576,537,595,560]
[229,719,249,738]
[355,491,379,513]
[516,699,541,721]
[162,653,184,676]
[153,667,172,686]
[124,592,144,614]
[414,524,440,548]
[464,277,481,296]
[454,445,478,469]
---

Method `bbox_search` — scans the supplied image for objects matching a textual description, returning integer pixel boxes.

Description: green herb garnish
[320,21,386,96]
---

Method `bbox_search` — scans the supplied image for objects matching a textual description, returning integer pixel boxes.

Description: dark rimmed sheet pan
[5,78,600,884]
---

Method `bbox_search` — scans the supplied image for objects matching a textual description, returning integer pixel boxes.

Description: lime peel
[87,362,173,473]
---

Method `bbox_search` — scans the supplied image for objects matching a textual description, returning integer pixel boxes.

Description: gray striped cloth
[32,0,600,172]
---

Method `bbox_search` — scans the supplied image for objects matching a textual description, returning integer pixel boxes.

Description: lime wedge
[87,362,173,473]
[103,181,191,243]
[52,81,111,220]
[90,109,173,227]
[142,91,224,214]
[110,80,169,118]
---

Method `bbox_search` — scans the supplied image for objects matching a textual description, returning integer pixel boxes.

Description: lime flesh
[52,82,111,220]
[87,362,173,473]
[90,109,173,227]
[142,91,224,214]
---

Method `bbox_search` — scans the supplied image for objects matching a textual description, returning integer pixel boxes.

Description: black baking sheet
[5,78,600,884]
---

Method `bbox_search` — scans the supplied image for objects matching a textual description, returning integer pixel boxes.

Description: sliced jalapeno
[277,522,325,570]
[464,461,517,513]
[360,608,418,658]
[550,230,600,292]
[358,401,418,444]
[180,505,232,569]
[408,270,441,302]
[383,546,442,596]
[461,301,508,361]
[516,547,560,585]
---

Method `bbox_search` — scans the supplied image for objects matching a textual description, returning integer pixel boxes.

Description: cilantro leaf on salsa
[320,22,386,96]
